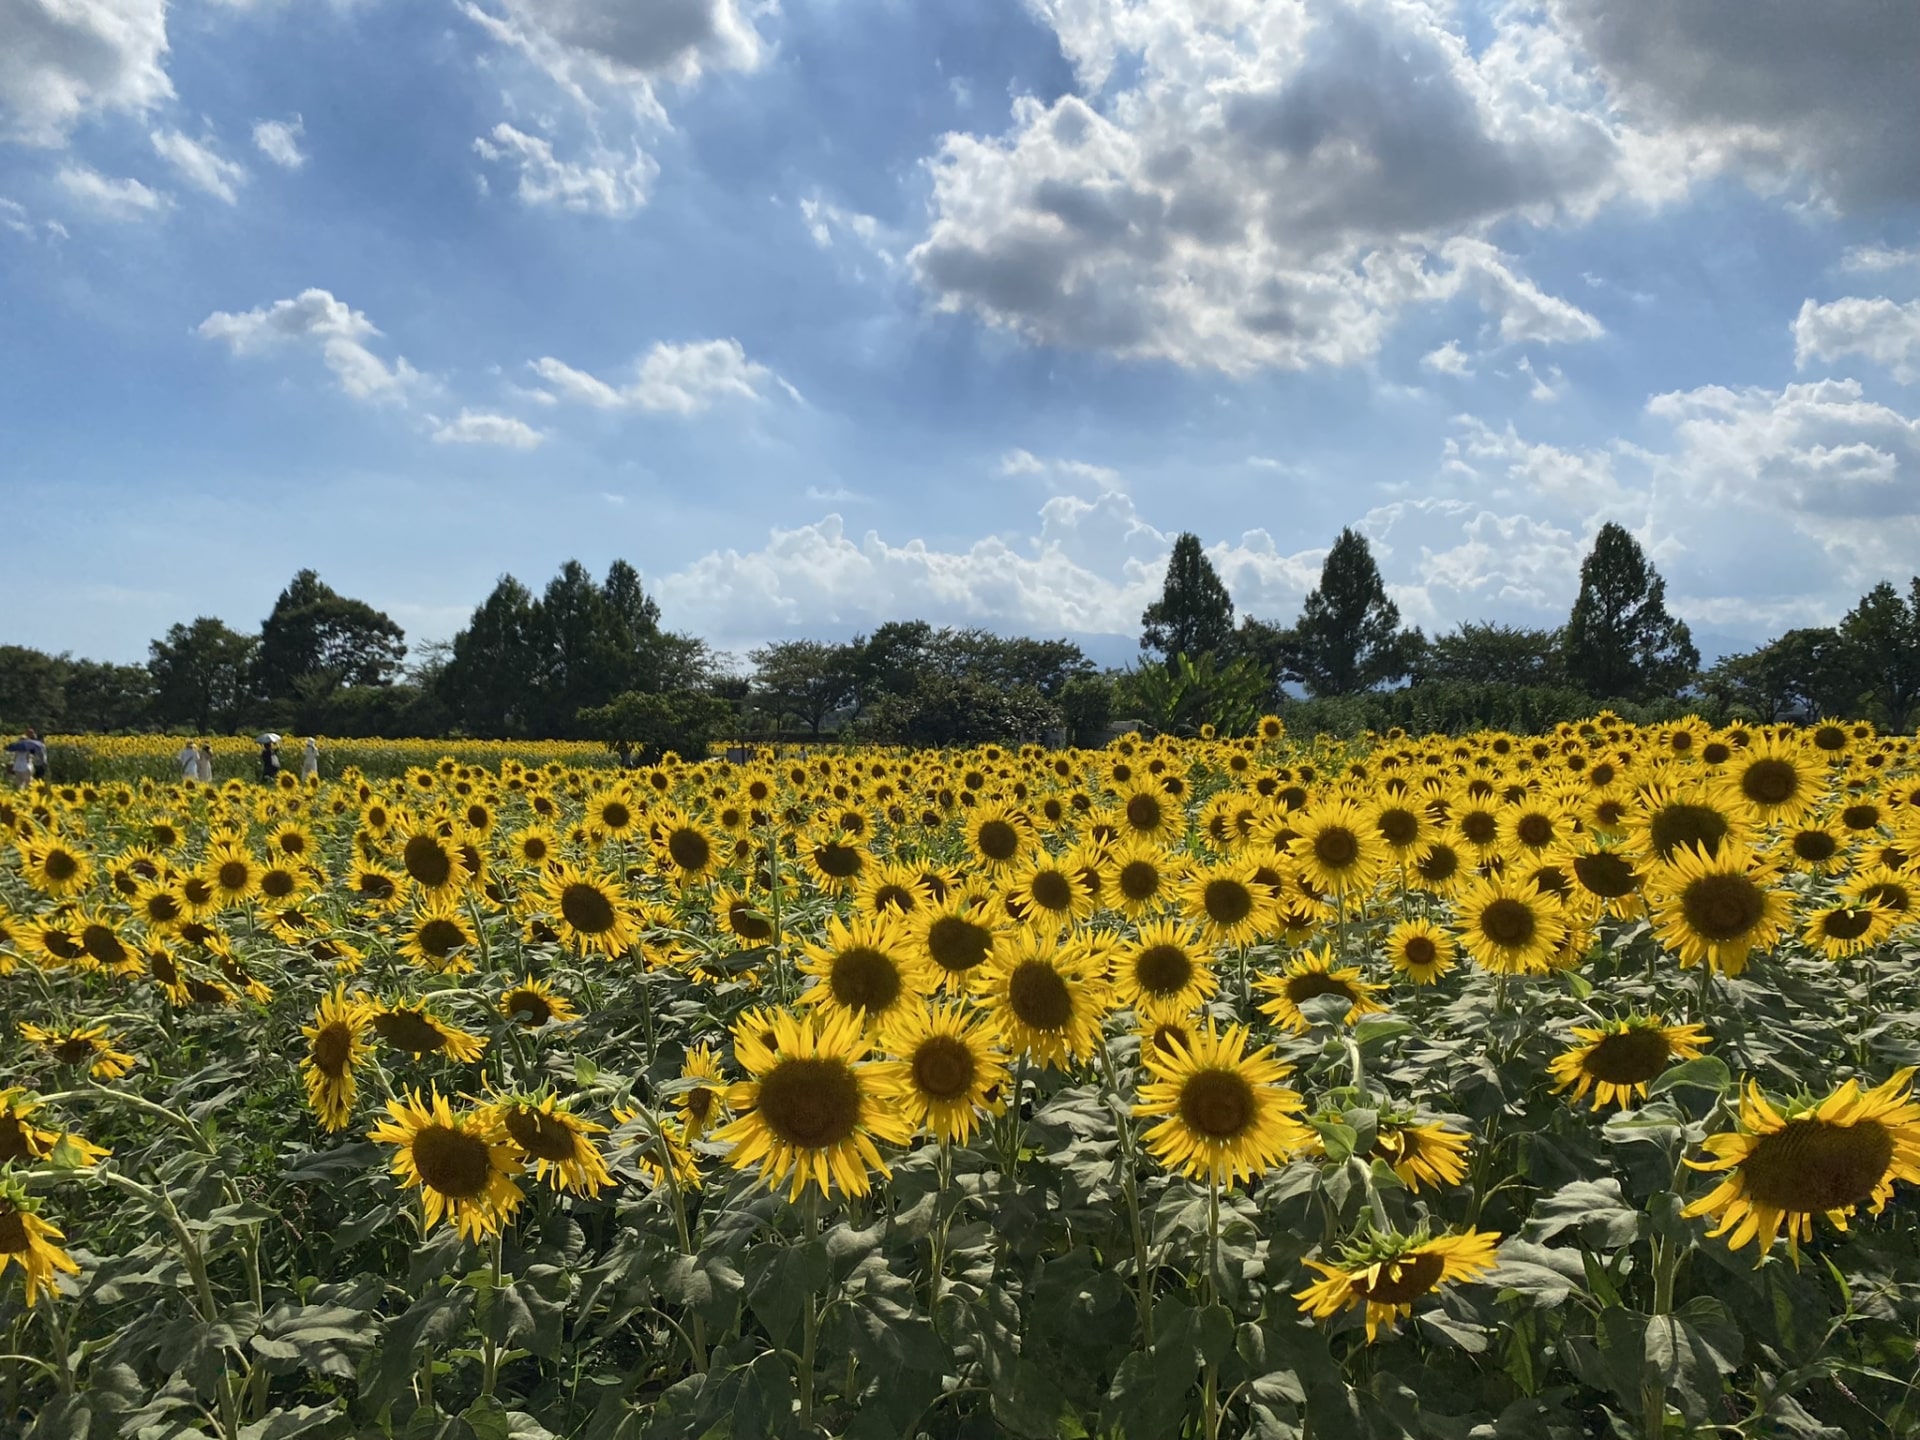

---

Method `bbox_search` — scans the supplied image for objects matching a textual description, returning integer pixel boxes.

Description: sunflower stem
[480,1230,504,1400]
[1203,1177,1222,1440]
[799,1188,820,1432]
[1097,1041,1155,1347]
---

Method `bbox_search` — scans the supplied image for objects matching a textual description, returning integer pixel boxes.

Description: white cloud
[252,114,306,169]
[473,123,656,216]
[1793,296,1920,385]
[0,196,63,241]
[56,164,169,220]
[1516,355,1567,402]
[1841,245,1920,274]
[196,288,424,403]
[997,448,1122,492]
[530,339,793,414]
[431,409,545,448]
[461,0,763,97]
[151,129,247,204]
[798,195,894,264]
[1421,340,1473,376]
[0,0,172,145]
[910,0,1617,374]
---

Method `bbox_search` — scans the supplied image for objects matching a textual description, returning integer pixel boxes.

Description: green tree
[438,576,543,737]
[0,646,70,731]
[148,618,259,733]
[1140,533,1235,665]
[848,620,935,714]
[1561,523,1699,701]
[1223,616,1296,707]
[577,689,734,762]
[861,674,1061,747]
[1289,528,1422,696]
[62,660,154,731]
[749,639,858,736]
[1420,622,1562,687]
[1839,578,1920,729]
[256,570,406,702]
[1058,673,1115,746]
[1120,652,1268,735]
[1699,627,1858,722]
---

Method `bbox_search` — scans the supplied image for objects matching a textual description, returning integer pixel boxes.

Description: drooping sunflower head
[0,1177,82,1308]
[500,974,578,1029]
[487,1090,613,1197]
[1296,1226,1502,1342]
[17,1022,137,1080]
[300,987,374,1132]
[1549,1014,1709,1110]
[674,1045,730,1139]
[1133,1022,1308,1186]
[370,997,488,1063]
[1256,949,1390,1034]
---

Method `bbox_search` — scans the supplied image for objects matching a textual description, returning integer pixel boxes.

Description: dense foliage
[4,716,1920,1439]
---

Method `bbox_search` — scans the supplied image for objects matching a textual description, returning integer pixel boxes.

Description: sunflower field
[4,715,1920,1440]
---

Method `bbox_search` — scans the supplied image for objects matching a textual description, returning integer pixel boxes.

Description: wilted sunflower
[1290,801,1388,896]
[974,932,1112,1069]
[869,1000,1008,1146]
[1647,843,1788,976]
[371,1088,524,1242]
[1683,1070,1920,1261]
[488,1092,614,1196]
[714,1007,910,1202]
[1179,861,1276,948]
[1452,875,1565,975]
[674,1045,730,1140]
[1549,1015,1709,1110]
[540,863,641,957]
[1800,903,1897,960]
[1256,950,1390,1034]
[908,895,1006,990]
[1113,919,1218,1017]
[798,912,927,1024]
[18,1022,137,1080]
[500,975,578,1028]
[370,998,488,1063]
[1383,919,1456,985]
[1296,1227,1501,1342]
[0,1089,109,1168]
[397,898,480,974]
[0,1180,81,1308]
[1135,1023,1308,1185]
[301,987,374,1132]
[1371,1116,1470,1192]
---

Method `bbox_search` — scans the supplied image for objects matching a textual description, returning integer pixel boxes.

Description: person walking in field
[259,735,282,784]
[302,737,319,782]
[178,740,200,782]
[196,741,214,784]
[7,729,45,790]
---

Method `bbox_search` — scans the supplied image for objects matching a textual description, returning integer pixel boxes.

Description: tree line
[3,523,1916,754]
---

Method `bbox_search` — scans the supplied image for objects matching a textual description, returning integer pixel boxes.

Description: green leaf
[730,1351,795,1440]
[743,1239,830,1348]
[1525,1179,1640,1250]
[1648,1056,1732,1097]
[1350,1017,1413,1046]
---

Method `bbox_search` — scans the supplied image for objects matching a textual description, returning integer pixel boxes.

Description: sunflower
[1005,850,1096,932]
[1725,738,1819,824]
[1800,903,1897,960]
[397,898,480,974]
[395,821,469,899]
[1382,919,1456,985]
[1114,780,1185,846]
[974,932,1112,1069]
[964,802,1033,873]
[653,807,723,886]
[1448,795,1504,860]
[1179,861,1276,948]
[1627,785,1748,864]
[907,895,1006,990]
[1371,1117,1470,1192]
[674,1045,730,1140]
[1101,838,1183,919]
[507,824,560,870]
[869,1000,1009,1146]
[1113,919,1218,1017]
[1561,842,1644,919]
[19,1022,137,1080]
[615,1109,704,1191]
[1683,1070,1920,1261]
[348,862,407,913]
[16,837,91,897]
[301,988,374,1132]
[131,878,188,931]
[500,975,578,1028]
[370,998,488,1063]
[1840,866,1915,927]
[540,863,642,957]
[0,1180,81,1308]
[1497,796,1573,858]
[1134,1023,1308,1185]
[488,1092,614,1196]
[0,1089,109,1168]
[1410,839,1468,898]
[70,910,137,974]
[264,822,319,865]
[1647,843,1789,976]
[1256,950,1389,1034]
[1296,1228,1501,1342]
[586,787,644,842]
[1549,1015,1710,1110]
[714,1007,910,1202]
[855,862,929,918]
[803,829,871,893]
[1451,875,1565,975]
[1290,801,1387,896]
[370,1089,524,1242]
[798,913,928,1024]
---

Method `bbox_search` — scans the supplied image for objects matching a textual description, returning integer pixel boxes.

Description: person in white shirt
[178,741,200,781]
[302,737,320,782]
[196,741,214,785]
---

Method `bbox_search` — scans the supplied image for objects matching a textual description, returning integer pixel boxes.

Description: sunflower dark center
[1008,960,1074,1031]
[410,1123,493,1199]
[1461,812,1498,845]
[504,1106,581,1162]
[261,869,298,900]
[560,882,619,935]
[1516,814,1555,848]
[911,1036,978,1101]
[1117,859,1162,902]
[1580,1028,1671,1084]
[1353,1251,1447,1305]
[1791,830,1839,863]
[815,842,863,878]
[976,820,1021,862]
[1740,759,1799,807]
[1377,809,1419,846]
[0,1209,29,1252]
[1029,869,1076,913]
[1841,804,1881,831]
[926,915,993,973]
[44,850,79,882]
[505,990,553,1026]
[51,1037,97,1065]
[1125,793,1165,833]
[1286,972,1357,1008]
[1479,898,1537,948]
[828,946,903,1014]
[1401,936,1438,968]
[522,837,550,862]
[1573,851,1639,898]
[358,871,398,901]
[145,892,183,923]
[1857,881,1910,913]
[1680,873,1764,941]
[872,883,916,913]
[1313,827,1360,869]
[373,1009,451,1053]
[1177,1068,1255,1141]
[601,802,632,830]
[279,832,308,855]
[667,827,712,872]
[1132,942,1193,996]
[1818,908,1877,942]
[1203,879,1255,926]
[1812,725,1848,752]
[1647,804,1729,861]
[81,924,128,967]
[312,1021,354,1077]
[685,1087,715,1123]
[404,835,454,889]
[1416,847,1460,883]
[217,860,250,890]
[1742,1118,1893,1213]
[757,1057,862,1149]
[416,918,469,958]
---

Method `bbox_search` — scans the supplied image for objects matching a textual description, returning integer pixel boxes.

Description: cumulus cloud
[196,288,424,403]
[461,0,763,98]
[431,409,545,448]
[1550,0,1920,208]
[1793,297,1920,385]
[151,129,247,204]
[1841,245,1920,274]
[910,0,1615,374]
[252,115,306,169]
[529,339,795,414]
[1421,340,1473,376]
[0,0,172,145]
[473,123,656,216]
[997,448,1122,493]
[56,164,169,219]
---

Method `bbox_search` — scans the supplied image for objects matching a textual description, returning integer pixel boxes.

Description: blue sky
[4,0,1919,669]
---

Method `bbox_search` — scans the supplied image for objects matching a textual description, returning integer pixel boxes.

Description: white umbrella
[256,733,282,745]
